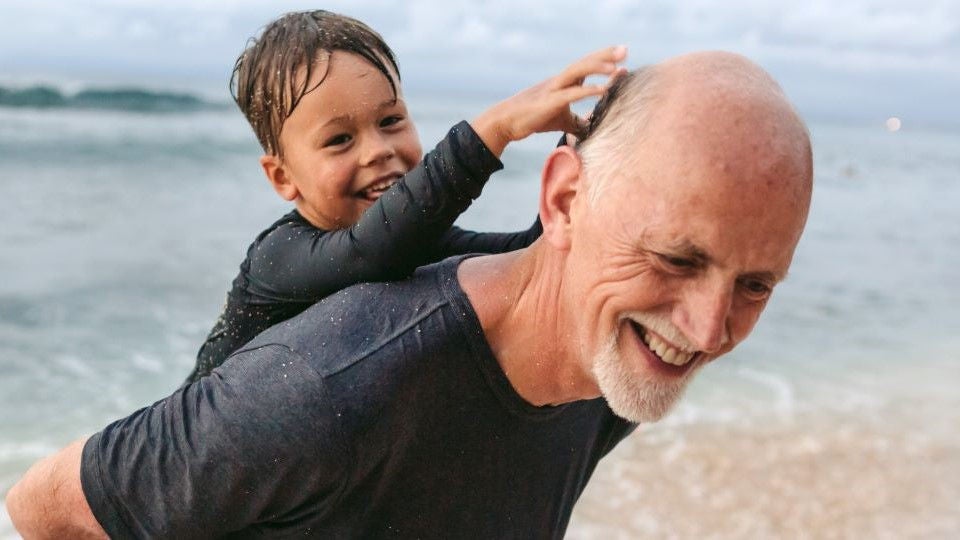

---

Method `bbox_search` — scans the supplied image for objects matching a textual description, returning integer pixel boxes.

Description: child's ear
[538,145,582,251]
[260,154,299,201]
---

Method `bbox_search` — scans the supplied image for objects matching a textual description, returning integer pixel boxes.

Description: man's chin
[592,336,701,423]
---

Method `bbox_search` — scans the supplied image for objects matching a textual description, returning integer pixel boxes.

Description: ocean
[1,90,958,539]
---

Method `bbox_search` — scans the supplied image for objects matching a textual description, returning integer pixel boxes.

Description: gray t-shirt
[81,256,635,538]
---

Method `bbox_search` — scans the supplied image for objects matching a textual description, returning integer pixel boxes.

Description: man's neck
[457,246,601,407]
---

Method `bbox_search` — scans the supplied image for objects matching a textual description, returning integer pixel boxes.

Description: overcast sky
[1,0,957,127]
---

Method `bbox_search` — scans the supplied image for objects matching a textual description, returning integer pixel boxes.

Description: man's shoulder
[243,257,468,376]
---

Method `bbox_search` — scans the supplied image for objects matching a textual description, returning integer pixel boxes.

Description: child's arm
[429,131,574,258]
[248,47,627,302]
[434,218,543,257]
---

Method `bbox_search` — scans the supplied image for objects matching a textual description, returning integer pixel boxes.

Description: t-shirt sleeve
[245,121,503,303]
[80,345,347,538]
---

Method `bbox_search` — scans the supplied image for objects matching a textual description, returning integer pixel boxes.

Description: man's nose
[673,278,732,354]
[360,132,394,166]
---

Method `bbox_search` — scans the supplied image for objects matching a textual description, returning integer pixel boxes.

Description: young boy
[185,10,625,382]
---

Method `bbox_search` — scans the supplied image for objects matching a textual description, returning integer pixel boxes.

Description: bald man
[7,51,812,539]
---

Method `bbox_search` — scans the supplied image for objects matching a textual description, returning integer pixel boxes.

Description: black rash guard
[186,121,542,382]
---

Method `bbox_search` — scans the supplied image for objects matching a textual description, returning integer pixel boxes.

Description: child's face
[265,51,422,230]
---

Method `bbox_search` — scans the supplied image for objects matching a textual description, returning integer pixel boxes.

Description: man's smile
[625,319,701,376]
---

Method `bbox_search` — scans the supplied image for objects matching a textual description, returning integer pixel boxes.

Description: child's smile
[356,171,403,202]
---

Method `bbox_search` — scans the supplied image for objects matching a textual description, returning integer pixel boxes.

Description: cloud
[0,0,957,124]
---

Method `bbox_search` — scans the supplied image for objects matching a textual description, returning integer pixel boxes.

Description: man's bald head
[577,51,812,206]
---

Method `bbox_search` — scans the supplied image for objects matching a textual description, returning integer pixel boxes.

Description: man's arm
[6,438,107,539]
[427,131,570,259]
[11,345,347,538]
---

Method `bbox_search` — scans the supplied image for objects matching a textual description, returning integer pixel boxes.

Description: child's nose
[360,133,394,166]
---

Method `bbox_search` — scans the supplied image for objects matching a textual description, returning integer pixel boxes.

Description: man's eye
[661,255,695,269]
[323,134,351,147]
[380,115,403,128]
[740,279,772,300]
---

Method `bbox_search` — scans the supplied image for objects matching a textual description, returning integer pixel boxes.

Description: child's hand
[472,46,627,157]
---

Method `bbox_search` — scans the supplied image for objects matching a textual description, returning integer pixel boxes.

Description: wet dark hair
[576,69,636,148]
[230,10,400,157]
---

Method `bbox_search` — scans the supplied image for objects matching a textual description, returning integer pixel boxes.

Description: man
[7,51,812,538]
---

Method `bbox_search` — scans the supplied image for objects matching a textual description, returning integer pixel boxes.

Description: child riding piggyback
[186,10,626,382]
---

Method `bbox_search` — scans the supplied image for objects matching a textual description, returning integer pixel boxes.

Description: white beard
[591,333,701,423]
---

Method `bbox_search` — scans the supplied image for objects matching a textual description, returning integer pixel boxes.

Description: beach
[571,409,959,538]
[568,348,960,538]
[1,94,958,538]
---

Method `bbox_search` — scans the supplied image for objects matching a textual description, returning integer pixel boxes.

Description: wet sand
[568,409,959,539]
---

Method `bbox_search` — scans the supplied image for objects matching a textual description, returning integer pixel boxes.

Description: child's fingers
[571,67,627,99]
[555,60,620,89]
[569,114,590,138]
[554,111,590,138]
[553,46,628,89]
[571,45,628,71]
[606,67,628,86]
[553,84,608,106]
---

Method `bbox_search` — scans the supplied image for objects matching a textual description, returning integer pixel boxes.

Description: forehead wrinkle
[750,269,786,284]
[662,238,710,262]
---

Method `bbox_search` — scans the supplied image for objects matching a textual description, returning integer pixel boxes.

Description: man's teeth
[641,330,695,366]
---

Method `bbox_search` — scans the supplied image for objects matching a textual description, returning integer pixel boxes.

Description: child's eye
[323,133,352,147]
[380,115,404,128]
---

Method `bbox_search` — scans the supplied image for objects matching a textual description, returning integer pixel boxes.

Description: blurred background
[1,1,958,538]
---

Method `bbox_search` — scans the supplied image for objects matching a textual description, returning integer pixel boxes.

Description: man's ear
[538,145,583,251]
[260,154,299,201]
